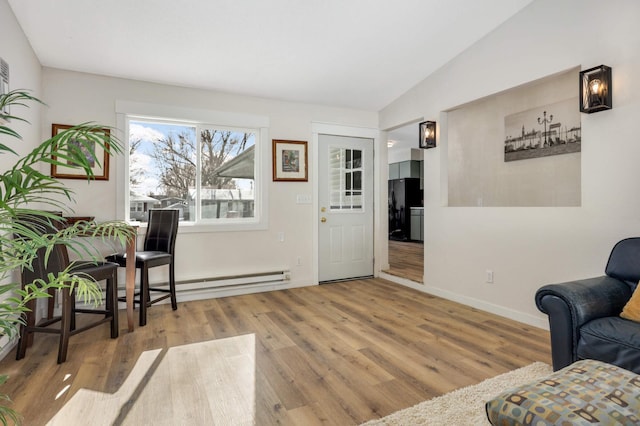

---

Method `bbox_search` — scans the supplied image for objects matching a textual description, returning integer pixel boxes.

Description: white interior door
[318,134,374,282]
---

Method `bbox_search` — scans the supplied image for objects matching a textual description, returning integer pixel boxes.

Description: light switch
[296,194,312,204]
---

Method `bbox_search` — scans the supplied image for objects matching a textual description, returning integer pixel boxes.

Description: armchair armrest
[535,276,632,370]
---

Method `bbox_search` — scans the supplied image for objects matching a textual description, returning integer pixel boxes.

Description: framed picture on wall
[272,139,308,181]
[50,123,110,180]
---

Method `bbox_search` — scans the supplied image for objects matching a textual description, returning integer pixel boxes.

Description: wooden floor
[384,240,424,283]
[0,278,551,425]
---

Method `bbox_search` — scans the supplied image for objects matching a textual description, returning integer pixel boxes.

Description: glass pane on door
[328,147,364,210]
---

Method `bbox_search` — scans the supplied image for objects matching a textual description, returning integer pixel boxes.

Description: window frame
[115,101,269,233]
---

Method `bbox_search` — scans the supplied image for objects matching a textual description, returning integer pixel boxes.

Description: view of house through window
[128,119,257,223]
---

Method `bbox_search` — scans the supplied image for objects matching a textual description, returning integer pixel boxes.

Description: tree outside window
[128,119,256,223]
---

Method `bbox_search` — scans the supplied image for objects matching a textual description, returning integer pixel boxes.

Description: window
[329,147,363,210]
[199,127,256,221]
[127,118,259,225]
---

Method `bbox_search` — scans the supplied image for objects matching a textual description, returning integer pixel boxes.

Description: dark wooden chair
[16,242,119,364]
[106,209,179,326]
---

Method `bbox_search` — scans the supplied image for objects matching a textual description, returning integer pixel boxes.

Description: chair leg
[70,294,77,331]
[57,287,72,364]
[139,266,148,327]
[47,287,56,320]
[107,273,119,338]
[15,298,35,360]
[169,263,177,311]
[15,321,29,361]
[25,297,36,348]
[105,277,112,320]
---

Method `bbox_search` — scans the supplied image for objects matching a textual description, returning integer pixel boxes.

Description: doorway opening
[382,121,424,283]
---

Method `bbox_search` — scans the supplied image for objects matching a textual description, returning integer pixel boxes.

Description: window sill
[130,219,267,234]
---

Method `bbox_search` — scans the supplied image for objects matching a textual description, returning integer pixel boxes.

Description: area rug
[361,362,552,426]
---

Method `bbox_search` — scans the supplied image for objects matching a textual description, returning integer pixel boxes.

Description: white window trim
[115,100,269,233]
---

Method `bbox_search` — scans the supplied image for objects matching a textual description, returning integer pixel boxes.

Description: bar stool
[16,243,119,364]
[106,209,179,326]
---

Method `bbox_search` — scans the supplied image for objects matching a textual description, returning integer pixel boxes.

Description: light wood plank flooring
[384,240,424,283]
[0,278,550,425]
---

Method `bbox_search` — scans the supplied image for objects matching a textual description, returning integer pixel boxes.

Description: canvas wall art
[504,98,581,162]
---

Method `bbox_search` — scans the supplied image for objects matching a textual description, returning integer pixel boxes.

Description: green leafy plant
[0,90,135,425]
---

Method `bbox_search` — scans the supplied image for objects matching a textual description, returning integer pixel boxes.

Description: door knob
[321,217,327,223]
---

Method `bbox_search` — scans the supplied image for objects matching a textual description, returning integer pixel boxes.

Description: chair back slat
[16,212,70,285]
[22,244,70,286]
[143,209,180,254]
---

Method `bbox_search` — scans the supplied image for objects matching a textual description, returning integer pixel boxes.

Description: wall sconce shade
[419,121,436,149]
[580,65,612,113]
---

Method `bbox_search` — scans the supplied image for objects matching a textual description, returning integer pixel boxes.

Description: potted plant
[0,89,134,424]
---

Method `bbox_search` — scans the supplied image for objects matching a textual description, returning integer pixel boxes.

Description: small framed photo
[51,123,110,180]
[272,139,308,182]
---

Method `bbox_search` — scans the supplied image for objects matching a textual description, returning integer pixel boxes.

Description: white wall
[448,68,581,207]
[0,0,43,359]
[41,68,378,290]
[380,0,640,327]
[0,0,42,162]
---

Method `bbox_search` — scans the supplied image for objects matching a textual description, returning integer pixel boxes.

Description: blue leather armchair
[535,238,640,374]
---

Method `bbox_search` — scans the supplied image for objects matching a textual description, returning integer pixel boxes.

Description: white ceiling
[8,0,533,111]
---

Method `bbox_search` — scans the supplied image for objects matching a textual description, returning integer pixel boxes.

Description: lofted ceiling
[8,0,533,111]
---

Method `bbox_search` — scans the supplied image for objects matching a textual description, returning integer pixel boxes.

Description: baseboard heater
[78,270,290,311]
[113,270,290,301]
[174,270,290,292]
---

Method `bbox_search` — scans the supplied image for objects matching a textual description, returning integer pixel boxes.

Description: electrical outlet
[486,269,494,283]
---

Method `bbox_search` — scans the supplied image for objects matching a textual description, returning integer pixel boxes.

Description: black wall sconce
[579,65,612,113]
[419,120,436,149]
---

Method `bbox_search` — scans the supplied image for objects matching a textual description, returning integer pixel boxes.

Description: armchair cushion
[578,317,640,372]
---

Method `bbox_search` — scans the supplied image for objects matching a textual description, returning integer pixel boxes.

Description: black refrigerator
[388,178,421,241]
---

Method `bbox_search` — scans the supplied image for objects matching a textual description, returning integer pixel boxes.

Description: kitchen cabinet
[389,160,421,180]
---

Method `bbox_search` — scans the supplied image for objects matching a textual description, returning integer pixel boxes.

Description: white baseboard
[379,272,549,330]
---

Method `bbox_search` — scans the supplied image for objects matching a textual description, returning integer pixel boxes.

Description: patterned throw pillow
[485,359,640,425]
